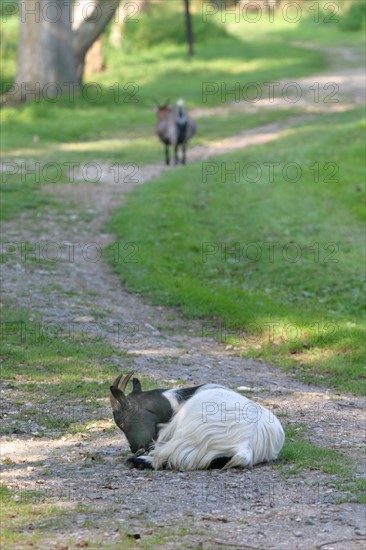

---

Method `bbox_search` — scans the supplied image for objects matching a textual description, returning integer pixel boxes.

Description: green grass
[280,427,350,476]
[0,175,55,221]
[0,484,72,549]
[228,0,366,48]
[0,302,129,397]
[278,427,365,503]
[0,484,143,549]
[107,108,365,395]
[0,303,173,436]
[0,482,209,549]
[335,478,366,504]
[0,107,300,165]
[0,109,299,225]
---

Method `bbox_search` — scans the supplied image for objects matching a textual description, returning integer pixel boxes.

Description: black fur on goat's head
[110,372,173,454]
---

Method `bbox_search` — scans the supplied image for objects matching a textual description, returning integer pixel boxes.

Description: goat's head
[110,372,171,454]
[153,99,172,121]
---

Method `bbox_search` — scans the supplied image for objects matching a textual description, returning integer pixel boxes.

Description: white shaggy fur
[162,384,224,413]
[141,386,284,471]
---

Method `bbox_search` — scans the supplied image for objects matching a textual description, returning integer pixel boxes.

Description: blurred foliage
[0,0,17,17]
[339,0,366,31]
[120,3,230,50]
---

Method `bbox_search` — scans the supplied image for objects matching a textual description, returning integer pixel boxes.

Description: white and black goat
[155,99,196,165]
[110,372,285,471]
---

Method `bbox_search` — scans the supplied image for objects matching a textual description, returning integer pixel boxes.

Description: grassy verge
[279,427,365,504]
[0,176,54,221]
[107,108,365,395]
[0,302,175,436]
[280,427,350,476]
[0,303,129,428]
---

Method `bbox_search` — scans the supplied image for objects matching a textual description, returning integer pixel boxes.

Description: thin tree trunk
[183,0,194,57]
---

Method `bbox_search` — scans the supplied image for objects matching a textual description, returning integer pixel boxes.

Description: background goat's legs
[165,144,170,165]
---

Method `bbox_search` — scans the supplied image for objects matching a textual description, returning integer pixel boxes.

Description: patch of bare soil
[1,44,365,549]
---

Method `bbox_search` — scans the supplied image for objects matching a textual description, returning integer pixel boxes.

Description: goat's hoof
[126,456,154,470]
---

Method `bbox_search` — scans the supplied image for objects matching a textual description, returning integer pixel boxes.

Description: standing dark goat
[110,372,285,471]
[155,99,196,165]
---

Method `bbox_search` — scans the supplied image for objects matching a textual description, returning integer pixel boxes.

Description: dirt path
[1,44,365,549]
[192,42,365,118]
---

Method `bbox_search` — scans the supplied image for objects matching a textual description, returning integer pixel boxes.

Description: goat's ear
[109,386,129,412]
[132,378,142,393]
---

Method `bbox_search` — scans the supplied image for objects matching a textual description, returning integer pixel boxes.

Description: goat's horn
[111,372,134,393]
[152,98,160,106]
[119,372,135,392]
[112,373,124,388]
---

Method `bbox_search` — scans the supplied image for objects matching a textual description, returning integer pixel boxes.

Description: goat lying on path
[155,99,196,165]
[110,372,285,471]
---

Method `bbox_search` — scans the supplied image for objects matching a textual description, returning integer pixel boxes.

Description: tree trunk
[6,0,77,104]
[73,0,120,82]
[3,0,121,104]
[183,0,194,57]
